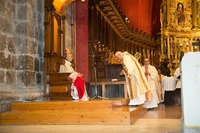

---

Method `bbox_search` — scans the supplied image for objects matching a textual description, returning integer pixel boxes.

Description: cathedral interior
[0,0,200,132]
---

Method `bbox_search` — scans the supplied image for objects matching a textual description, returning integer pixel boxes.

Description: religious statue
[175,2,185,25]
[160,2,166,28]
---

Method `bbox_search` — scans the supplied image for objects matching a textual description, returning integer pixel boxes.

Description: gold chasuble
[122,52,151,100]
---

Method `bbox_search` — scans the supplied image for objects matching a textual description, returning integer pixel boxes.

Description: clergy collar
[65,60,72,65]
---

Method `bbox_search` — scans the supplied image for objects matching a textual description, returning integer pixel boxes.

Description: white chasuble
[122,52,150,105]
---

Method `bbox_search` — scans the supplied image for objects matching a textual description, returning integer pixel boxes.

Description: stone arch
[53,0,75,16]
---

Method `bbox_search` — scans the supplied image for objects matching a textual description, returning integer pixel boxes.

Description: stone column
[181,52,200,132]
[61,16,66,56]
[0,0,44,112]
[76,0,89,81]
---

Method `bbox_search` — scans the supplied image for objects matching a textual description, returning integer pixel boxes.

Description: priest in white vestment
[115,51,151,105]
[141,58,159,109]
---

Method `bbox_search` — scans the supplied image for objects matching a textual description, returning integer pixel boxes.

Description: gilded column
[189,38,193,52]
[192,0,198,30]
[167,36,170,58]
[161,34,164,54]
[166,0,170,28]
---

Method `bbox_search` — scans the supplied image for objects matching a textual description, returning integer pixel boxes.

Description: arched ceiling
[53,0,75,16]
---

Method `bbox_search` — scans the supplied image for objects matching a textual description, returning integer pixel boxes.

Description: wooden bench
[45,73,72,100]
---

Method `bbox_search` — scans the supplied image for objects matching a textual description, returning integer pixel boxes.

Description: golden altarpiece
[160,0,200,75]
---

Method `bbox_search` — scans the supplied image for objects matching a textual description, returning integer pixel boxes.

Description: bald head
[115,51,123,60]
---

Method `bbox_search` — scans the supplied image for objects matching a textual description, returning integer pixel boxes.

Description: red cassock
[73,77,85,99]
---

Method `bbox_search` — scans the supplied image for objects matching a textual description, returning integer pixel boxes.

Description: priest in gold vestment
[115,51,151,105]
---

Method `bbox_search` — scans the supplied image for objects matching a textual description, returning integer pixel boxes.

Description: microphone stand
[89,44,109,100]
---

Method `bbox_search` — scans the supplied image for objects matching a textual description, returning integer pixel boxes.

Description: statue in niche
[170,12,176,28]
[160,1,167,28]
[163,36,167,55]
[175,2,185,25]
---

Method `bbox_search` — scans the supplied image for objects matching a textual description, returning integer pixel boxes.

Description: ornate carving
[167,1,192,31]
[160,0,167,28]
[197,2,200,26]
[170,0,176,8]
[185,0,192,9]
[160,0,200,75]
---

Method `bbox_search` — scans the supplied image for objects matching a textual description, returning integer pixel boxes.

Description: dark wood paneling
[88,0,160,82]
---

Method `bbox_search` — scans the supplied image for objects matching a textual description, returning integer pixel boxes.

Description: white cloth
[174,67,181,89]
[59,60,89,101]
[156,74,165,102]
[141,65,159,109]
[162,76,176,91]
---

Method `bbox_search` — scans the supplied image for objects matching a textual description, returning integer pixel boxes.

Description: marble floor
[0,104,182,133]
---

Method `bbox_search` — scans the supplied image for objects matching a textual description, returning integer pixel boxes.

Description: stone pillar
[0,0,44,112]
[181,52,200,132]
[76,0,89,81]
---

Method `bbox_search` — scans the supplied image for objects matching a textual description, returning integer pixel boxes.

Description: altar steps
[0,99,147,125]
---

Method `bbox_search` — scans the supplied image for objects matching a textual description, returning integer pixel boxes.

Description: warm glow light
[53,0,75,16]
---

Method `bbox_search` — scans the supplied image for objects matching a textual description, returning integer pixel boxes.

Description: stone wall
[0,0,44,112]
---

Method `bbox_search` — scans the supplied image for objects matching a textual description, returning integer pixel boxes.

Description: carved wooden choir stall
[44,1,72,100]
